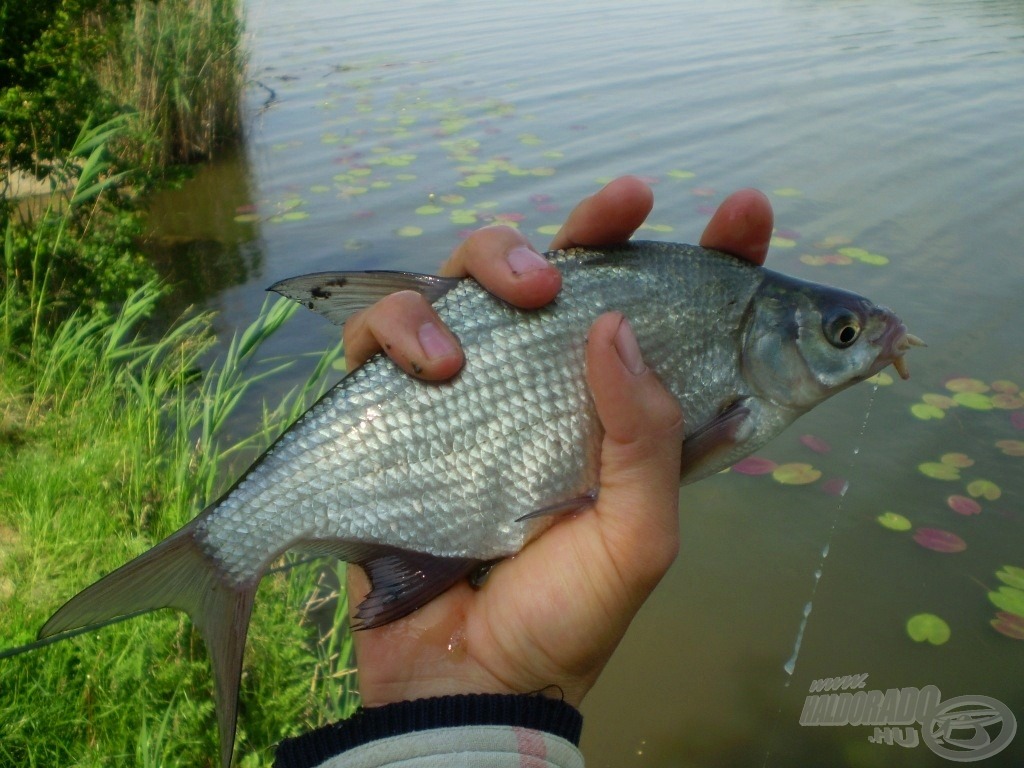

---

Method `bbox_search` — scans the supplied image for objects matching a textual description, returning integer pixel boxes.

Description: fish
[38,241,920,767]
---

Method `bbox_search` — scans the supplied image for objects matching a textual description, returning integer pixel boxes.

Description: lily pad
[966,479,1001,500]
[923,393,957,409]
[799,434,831,454]
[536,225,561,236]
[947,495,981,516]
[991,612,1024,640]
[992,393,1024,409]
[396,225,423,237]
[233,213,261,223]
[992,380,1020,394]
[945,377,989,394]
[668,169,696,179]
[918,462,960,480]
[415,205,444,215]
[988,586,1024,617]
[773,187,802,197]
[941,452,974,468]
[867,371,894,386]
[772,462,821,485]
[996,566,1024,590]
[912,403,946,420]
[878,512,912,531]
[731,457,777,475]
[770,236,797,248]
[906,613,950,645]
[280,211,309,221]
[952,392,994,410]
[913,528,966,553]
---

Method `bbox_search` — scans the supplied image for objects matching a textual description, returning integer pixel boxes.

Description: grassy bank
[1,2,360,761]
[1,240,356,765]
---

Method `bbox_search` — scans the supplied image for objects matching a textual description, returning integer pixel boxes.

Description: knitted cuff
[274,693,583,768]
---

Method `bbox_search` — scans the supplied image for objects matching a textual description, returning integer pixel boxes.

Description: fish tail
[39,521,256,768]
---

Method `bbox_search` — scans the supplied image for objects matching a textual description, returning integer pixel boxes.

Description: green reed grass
[1,158,355,765]
[96,0,246,169]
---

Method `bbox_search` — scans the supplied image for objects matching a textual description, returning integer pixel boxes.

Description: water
[145,0,1024,764]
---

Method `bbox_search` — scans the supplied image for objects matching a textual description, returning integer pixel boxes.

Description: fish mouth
[871,314,925,380]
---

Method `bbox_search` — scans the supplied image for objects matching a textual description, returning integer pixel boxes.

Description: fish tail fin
[39,523,256,768]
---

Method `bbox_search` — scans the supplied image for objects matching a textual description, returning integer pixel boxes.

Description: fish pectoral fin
[515,490,598,522]
[680,399,752,482]
[339,544,484,630]
[269,271,462,326]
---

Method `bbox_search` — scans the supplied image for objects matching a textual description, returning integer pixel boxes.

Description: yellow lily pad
[877,512,912,531]
[996,440,1024,457]
[867,371,894,386]
[966,479,1001,500]
[922,393,957,409]
[396,225,423,237]
[773,187,802,197]
[772,463,822,485]
[945,377,989,393]
[537,225,561,236]
[941,453,974,468]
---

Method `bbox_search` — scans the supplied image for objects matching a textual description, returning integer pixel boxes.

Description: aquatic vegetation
[906,613,951,645]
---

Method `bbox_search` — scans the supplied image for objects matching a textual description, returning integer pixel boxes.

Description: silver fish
[39,241,919,766]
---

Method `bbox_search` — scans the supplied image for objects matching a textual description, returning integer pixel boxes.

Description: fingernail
[507,246,549,276]
[418,321,456,360]
[614,317,647,375]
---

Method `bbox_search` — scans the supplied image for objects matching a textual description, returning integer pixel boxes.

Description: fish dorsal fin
[268,271,461,326]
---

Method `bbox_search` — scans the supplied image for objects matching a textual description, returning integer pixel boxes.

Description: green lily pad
[415,205,444,215]
[396,225,423,237]
[280,211,309,221]
[773,187,802,197]
[967,479,1001,500]
[996,566,1024,590]
[233,213,261,223]
[918,462,960,480]
[877,512,912,531]
[911,403,946,420]
[537,225,561,236]
[989,586,1024,618]
[953,392,994,410]
[907,613,950,645]
[668,169,696,179]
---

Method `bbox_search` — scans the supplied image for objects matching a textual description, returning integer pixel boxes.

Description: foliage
[0,272,353,765]
[2,115,153,353]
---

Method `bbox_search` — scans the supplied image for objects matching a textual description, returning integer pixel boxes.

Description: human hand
[342,176,773,708]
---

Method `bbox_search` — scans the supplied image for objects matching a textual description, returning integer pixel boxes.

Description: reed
[96,0,246,169]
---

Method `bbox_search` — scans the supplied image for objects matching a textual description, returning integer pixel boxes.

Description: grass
[0,121,357,766]
[95,0,247,170]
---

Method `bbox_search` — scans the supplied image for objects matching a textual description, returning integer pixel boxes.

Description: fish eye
[823,310,861,349]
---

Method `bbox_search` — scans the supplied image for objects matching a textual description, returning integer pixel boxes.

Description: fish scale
[38,240,917,768]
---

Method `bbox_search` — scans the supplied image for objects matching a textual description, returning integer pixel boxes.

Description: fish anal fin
[39,523,257,768]
[680,399,753,482]
[269,271,462,326]
[306,542,483,630]
[515,490,598,522]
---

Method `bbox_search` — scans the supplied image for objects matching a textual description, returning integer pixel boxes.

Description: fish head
[741,273,920,411]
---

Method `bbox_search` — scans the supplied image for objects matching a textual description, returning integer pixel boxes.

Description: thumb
[585,313,684,588]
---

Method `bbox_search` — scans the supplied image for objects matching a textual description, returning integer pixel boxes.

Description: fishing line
[760,384,879,767]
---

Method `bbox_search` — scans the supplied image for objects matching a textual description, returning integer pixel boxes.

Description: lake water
[146,0,1024,765]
